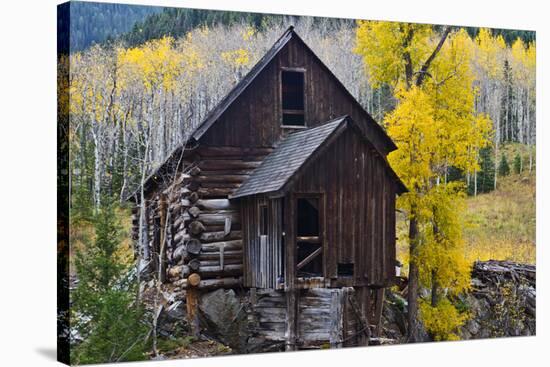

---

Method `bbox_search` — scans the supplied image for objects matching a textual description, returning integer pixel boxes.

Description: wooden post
[283,195,299,350]
[350,287,371,346]
[250,287,257,311]
[329,289,344,348]
[373,288,385,337]
[285,289,298,351]
[186,273,201,337]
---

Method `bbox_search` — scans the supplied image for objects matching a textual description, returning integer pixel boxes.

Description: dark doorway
[296,197,322,277]
[282,70,305,126]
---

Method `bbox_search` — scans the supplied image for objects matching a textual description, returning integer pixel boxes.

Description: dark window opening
[296,197,322,278]
[337,263,354,277]
[297,198,319,236]
[259,204,268,236]
[282,70,305,126]
[282,113,304,126]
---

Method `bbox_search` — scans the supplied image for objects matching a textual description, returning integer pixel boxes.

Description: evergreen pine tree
[469,147,495,195]
[500,59,514,143]
[498,154,511,177]
[513,153,522,174]
[446,166,465,183]
[72,202,148,364]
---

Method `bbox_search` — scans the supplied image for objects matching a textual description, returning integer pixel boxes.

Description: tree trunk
[91,127,101,212]
[431,270,438,307]
[474,169,478,196]
[407,212,421,342]
[138,136,151,261]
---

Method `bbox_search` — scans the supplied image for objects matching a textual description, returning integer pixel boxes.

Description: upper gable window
[281,70,305,126]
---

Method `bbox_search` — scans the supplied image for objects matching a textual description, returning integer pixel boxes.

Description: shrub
[71,202,148,364]
[419,298,469,341]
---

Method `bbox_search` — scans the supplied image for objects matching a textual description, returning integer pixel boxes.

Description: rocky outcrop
[379,260,536,342]
[459,260,535,339]
[145,260,535,357]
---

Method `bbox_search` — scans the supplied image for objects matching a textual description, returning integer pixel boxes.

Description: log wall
[241,196,284,289]
[133,145,273,290]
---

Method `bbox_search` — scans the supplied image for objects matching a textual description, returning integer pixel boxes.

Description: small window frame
[259,203,269,237]
[280,67,307,128]
[294,193,325,279]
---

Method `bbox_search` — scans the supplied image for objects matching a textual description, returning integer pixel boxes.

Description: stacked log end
[139,148,270,290]
[163,152,249,290]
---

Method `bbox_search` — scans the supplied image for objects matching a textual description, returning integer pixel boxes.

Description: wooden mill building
[129,26,407,350]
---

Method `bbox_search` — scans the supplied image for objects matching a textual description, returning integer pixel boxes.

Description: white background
[0,0,546,366]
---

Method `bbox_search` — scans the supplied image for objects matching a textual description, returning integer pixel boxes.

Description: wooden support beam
[329,290,344,348]
[196,250,242,261]
[373,288,385,337]
[296,236,320,244]
[182,264,242,278]
[201,240,242,252]
[285,290,298,351]
[348,288,371,346]
[186,274,201,337]
[199,230,242,243]
[296,247,323,270]
[175,276,243,290]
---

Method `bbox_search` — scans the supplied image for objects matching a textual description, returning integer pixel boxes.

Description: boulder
[199,289,248,351]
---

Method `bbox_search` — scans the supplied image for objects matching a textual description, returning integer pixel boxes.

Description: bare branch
[416,26,452,87]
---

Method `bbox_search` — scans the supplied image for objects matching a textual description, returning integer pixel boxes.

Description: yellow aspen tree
[473,29,506,190]
[356,22,492,340]
[511,38,536,169]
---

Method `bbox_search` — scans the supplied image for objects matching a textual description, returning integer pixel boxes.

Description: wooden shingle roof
[231,116,347,198]
[231,115,407,198]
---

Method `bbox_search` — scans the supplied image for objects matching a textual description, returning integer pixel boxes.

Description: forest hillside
[64,9,536,363]
[68,1,162,51]
[68,19,536,213]
[396,145,536,269]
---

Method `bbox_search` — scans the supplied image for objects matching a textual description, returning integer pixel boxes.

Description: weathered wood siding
[199,37,389,155]
[248,288,366,349]
[241,196,283,288]
[290,128,398,287]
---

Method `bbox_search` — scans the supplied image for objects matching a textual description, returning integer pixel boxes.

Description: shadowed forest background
[64,2,535,364]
